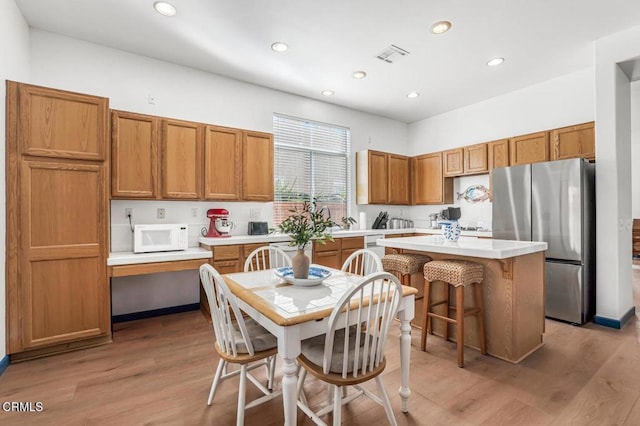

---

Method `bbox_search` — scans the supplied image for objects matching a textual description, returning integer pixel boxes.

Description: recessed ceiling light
[407,92,420,99]
[153,1,176,16]
[271,42,289,53]
[321,90,335,96]
[431,21,452,34]
[352,71,367,79]
[487,57,505,67]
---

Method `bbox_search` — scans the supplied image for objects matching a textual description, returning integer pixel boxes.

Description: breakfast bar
[378,235,548,363]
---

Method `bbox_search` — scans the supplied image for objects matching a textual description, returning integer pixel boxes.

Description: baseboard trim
[594,306,636,329]
[112,303,200,323]
[0,355,10,376]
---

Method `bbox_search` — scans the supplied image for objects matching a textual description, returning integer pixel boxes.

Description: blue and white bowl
[441,221,461,242]
[274,266,332,287]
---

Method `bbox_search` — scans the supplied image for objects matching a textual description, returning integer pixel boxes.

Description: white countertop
[378,235,546,259]
[199,227,492,246]
[108,247,212,266]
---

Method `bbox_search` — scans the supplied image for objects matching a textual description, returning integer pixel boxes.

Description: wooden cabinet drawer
[314,239,341,253]
[212,260,242,274]
[243,243,269,258]
[313,251,342,269]
[213,245,241,261]
[341,236,364,250]
[341,248,359,265]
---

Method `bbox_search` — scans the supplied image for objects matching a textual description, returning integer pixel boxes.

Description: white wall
[405,68,595,229]
[631,81,640,218]
[27,30,410,314]
[593,24,640,322]
[0,0,30,360]
[408,68,595,156]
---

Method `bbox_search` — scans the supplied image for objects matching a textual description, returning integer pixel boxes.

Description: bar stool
[421,259,486,368]
[381,253,431,287]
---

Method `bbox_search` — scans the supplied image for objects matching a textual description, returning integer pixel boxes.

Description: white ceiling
[14,0,640,123]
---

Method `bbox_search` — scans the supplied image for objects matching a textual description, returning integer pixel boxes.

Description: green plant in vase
[340,216,357,230]
[278,199,335,278]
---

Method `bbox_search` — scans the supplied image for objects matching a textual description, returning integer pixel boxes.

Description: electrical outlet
[157,208,165,219]
[191,208,198,218]
[249,208,261,219]
[148,94,156,105]
[125,208,133,219]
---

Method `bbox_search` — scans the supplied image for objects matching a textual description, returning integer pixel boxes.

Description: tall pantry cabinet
[6,82,111,360]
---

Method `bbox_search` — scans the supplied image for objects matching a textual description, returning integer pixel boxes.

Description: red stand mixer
[204,208,235,238]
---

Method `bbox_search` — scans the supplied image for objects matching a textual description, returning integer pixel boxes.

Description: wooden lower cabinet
[200,242,268,317]
[312,239,341,269]
[633,220,640,258]
[313,237,364,269]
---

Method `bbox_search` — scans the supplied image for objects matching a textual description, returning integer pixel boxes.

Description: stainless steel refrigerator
[492,158,595,324]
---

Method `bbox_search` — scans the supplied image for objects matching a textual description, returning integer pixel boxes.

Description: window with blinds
[273,114,351,225]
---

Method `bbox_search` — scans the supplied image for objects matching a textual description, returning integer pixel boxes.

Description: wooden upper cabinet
[388,154,410,204]
[18,83,108,161]
[111,111,158,198]
[550,122,595,161]
[464,143,488,175]
[204,125,242,200]
[509,131,550,166]
[488,139,510,171]
[242,130,274,201]
[412,152,453,205]
[356,150,386,204]
[368,150,389,204]
[443,148,464,177]
[356,150,410,205]
[444,144,487,177]
[160,119,203,199]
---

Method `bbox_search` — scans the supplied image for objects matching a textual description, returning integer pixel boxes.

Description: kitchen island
[378,235,547,364]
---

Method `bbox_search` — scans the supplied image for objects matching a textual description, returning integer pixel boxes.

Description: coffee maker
[205,208,235,238]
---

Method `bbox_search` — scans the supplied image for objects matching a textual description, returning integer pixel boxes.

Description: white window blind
[273,114,351,225]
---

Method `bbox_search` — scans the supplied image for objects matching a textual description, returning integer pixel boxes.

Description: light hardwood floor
[1,270,639,426]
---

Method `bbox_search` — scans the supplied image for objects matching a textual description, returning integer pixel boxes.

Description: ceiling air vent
[376,44,410,64]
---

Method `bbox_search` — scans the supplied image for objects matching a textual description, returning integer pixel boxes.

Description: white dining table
[222,267,418,426]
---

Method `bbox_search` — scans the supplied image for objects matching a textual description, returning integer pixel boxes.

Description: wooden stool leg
[420,279,431,351]
[443,283,450,342]
[474,282,487,355]
[402,273,410,287]
[456,286,465,368]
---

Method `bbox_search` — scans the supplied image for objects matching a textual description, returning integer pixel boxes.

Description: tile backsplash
[110,200,274,252]
[355,174,493,230]
[110,175,492,253]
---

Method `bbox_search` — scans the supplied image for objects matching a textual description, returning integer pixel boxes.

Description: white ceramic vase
[442,221,461,242]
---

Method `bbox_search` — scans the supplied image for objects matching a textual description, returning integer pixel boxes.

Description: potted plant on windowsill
[278,199,335,279]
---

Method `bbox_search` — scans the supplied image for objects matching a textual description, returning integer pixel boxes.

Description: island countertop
[378,236,547,259]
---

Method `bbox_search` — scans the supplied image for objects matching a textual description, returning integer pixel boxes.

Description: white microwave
[133,224,188,253]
